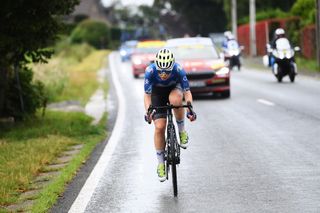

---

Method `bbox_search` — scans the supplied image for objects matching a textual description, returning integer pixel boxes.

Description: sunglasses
[157,70,171,75]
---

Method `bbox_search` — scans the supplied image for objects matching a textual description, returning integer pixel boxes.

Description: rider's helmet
[224,31,232,39]
[275,28,285,39]
[155,48,175,71]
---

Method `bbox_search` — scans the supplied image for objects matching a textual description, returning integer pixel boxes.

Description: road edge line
[68,52,125,213]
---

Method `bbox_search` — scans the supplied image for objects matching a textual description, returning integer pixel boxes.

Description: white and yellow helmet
[155,48,175,71]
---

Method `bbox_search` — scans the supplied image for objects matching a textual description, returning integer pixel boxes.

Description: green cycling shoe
[179,131,189,149]
[157,163,166,182]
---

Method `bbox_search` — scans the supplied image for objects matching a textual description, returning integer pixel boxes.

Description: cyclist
[144,48,197,182]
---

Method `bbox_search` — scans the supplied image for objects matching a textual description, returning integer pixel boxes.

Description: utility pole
[249,0,256,56]
[316,0,320,68]
[231,0,237,40]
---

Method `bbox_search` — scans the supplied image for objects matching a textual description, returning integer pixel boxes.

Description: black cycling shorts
[151,84,182,120]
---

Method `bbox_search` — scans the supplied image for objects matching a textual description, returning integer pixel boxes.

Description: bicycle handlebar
[146,101,195,124]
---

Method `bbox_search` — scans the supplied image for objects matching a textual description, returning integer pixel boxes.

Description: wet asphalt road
[73,53,320,212]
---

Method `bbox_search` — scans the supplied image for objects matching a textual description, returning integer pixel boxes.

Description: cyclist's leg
[152,86,169,151]
[154,118,166,151]
[169,87,189,148]
[154,118,167,182]
[169,88,184,120]
[151,86,170,181]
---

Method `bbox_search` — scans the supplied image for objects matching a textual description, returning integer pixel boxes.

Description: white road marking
[257,99,275,106]
[69,52,125,213]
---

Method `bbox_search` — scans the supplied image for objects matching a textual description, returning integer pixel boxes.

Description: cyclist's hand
[186,101,196,122]
[144,109,155,124]
[187,111,197,122]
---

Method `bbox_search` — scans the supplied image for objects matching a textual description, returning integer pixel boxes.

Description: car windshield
[169,44,219,60]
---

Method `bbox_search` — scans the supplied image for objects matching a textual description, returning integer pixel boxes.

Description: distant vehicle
[223,40,244,71]
[264,38,300,83]
[119,40,138,62]
[131,40,165,78]
[165,37,230,98]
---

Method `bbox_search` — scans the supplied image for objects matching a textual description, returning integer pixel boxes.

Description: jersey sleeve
[144,65,153,94]
[176,64,190,92]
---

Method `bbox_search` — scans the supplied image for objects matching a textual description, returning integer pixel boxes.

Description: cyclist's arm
[144,93,151,111]
[144,65,153,111]
[175,64,194,106]
[183,90,193,104]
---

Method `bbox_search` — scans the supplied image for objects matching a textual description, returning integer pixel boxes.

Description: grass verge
[32,44,110,105]
[1,43,110,212]
[296,57,320,73]
[0,111,107,212]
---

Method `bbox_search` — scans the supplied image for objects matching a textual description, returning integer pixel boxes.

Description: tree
[70,20,111,49]
[291,0,316,25]
[0,0,79,118]
[223,0,296,27]
[165,0,227,35]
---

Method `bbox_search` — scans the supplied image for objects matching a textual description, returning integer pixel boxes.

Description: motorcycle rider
[222,31,240,53]
[268,28,292,67]
[267,28,298,82]
[222,31,241,69]
[271,28,287,49]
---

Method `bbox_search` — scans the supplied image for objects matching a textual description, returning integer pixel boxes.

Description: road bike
[147,102,195,197]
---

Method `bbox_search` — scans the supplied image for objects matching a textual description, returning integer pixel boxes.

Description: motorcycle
[223,40,244,71]
[265,38,300,83]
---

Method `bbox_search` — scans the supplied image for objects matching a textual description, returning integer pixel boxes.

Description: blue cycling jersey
[144,63,190,94]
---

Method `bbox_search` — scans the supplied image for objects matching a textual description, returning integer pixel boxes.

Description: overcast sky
[101,0,154,7]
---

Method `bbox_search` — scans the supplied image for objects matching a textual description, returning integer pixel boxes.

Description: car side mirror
[294,46,301,52]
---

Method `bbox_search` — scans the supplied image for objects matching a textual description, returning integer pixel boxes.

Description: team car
[131,40,165,78]
[165,37,230,98]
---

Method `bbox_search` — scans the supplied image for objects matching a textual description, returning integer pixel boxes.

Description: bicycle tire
[169,127,178,197]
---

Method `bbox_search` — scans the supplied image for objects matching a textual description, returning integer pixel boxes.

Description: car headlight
[132,58,142,65]
[216,67,230,76]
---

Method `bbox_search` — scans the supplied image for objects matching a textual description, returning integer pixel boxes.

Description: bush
[239,9,290,25]
[4,66,47,120]
[61,23,77,36]
[54,41,95,62]
[70,20,111,49]
[291,0,316,26]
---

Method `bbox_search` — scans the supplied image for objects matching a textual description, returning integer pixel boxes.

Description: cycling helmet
[155,48,175,71]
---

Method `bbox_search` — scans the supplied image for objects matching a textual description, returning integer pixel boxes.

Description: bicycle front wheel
[171,156,178,196]
[169,131,178,197]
